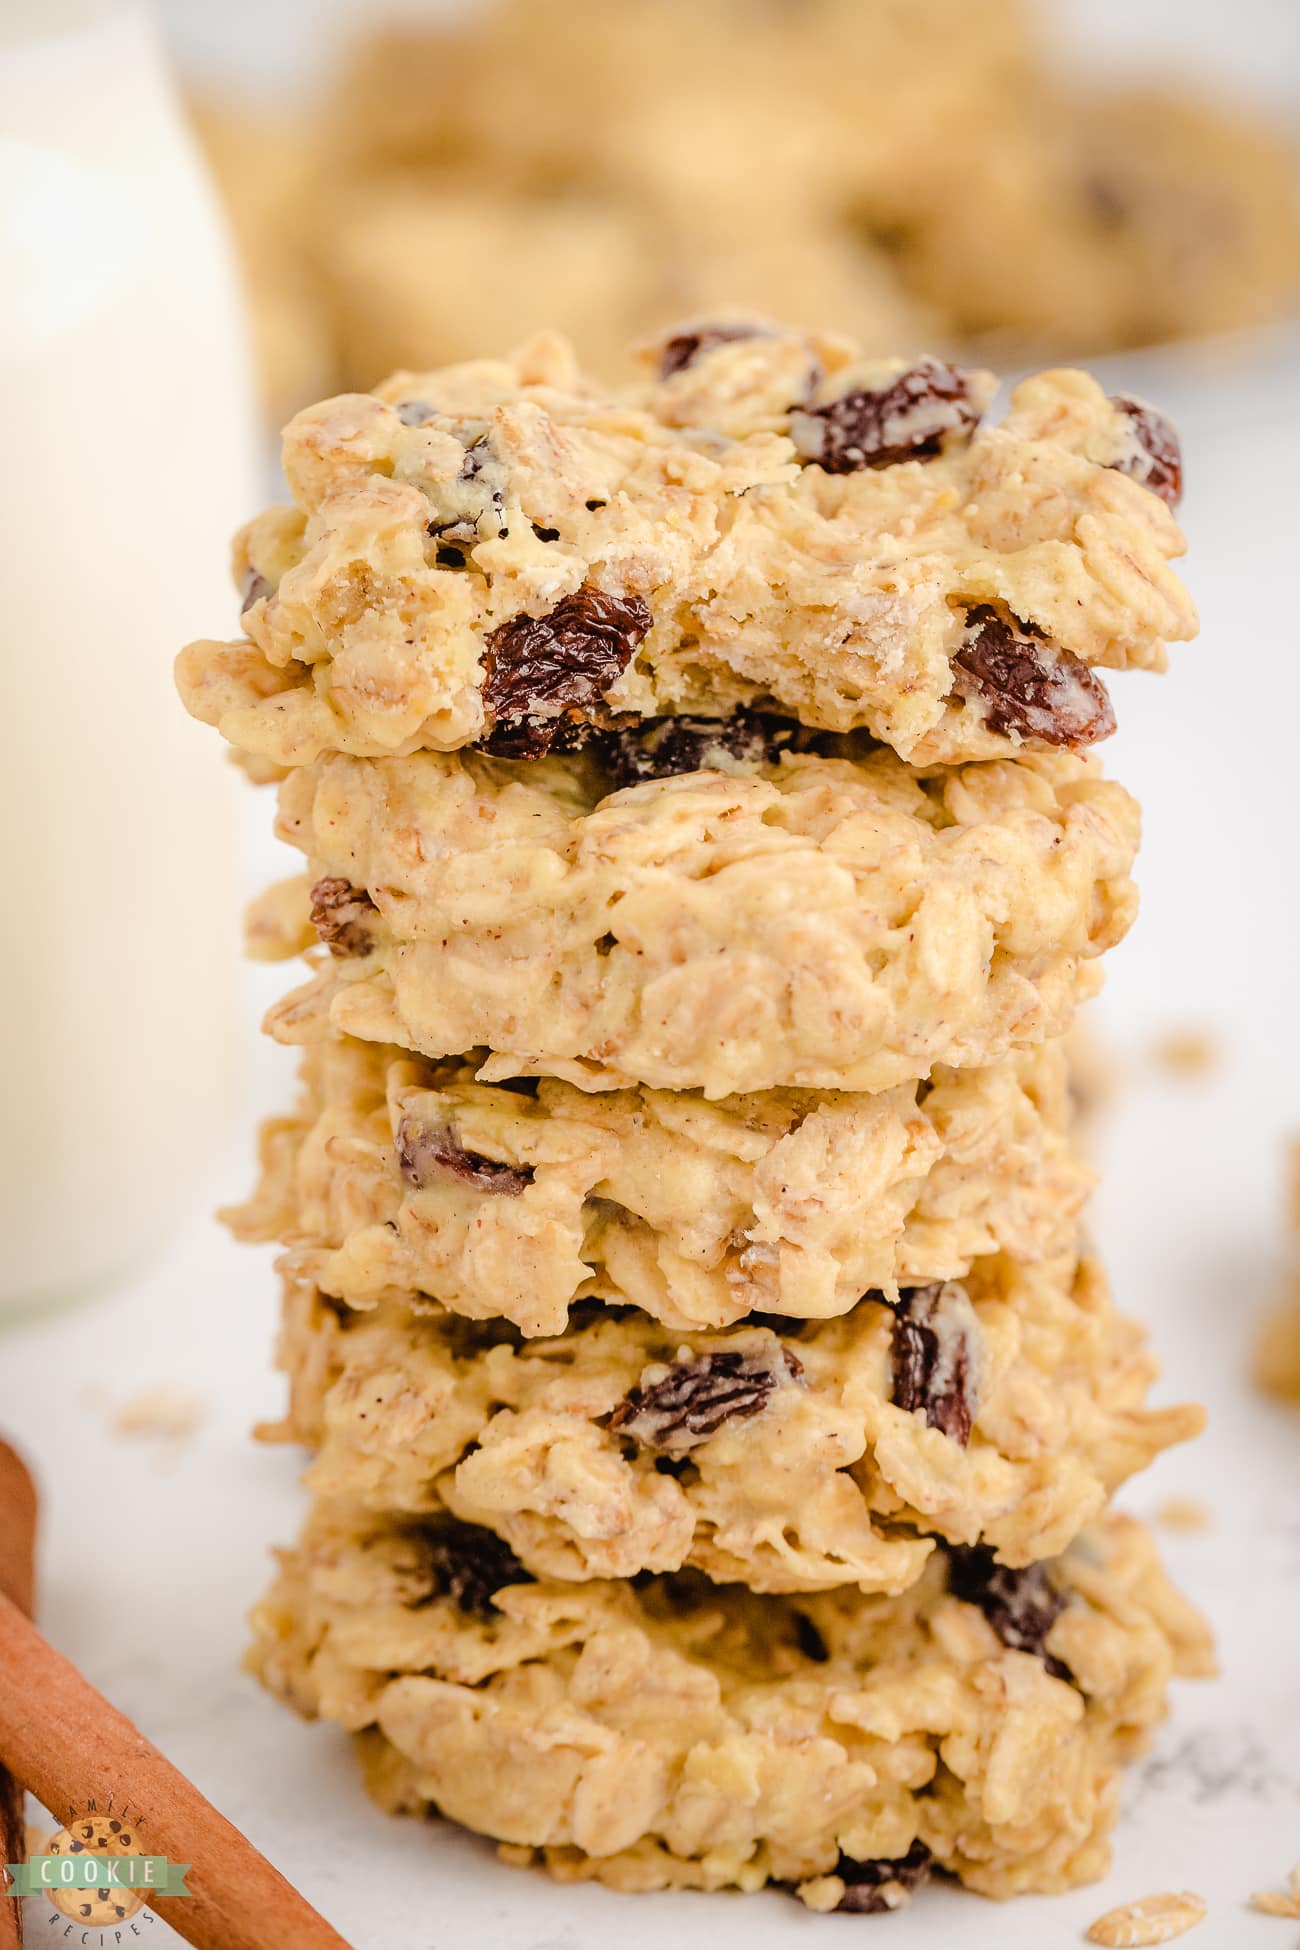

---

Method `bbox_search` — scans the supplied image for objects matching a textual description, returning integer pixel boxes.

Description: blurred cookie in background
[191,0,1300,419]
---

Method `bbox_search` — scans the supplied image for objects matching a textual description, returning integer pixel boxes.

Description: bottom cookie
[248,1504,1213,1906]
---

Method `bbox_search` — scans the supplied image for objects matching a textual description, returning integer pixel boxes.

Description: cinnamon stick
[0,1439,37,1950]
[0,1582,352,1950]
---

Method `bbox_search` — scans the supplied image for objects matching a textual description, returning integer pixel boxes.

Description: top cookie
[177,325,1195,770]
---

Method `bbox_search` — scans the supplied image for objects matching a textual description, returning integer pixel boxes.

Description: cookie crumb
[1086,1891,1206,1945]
[112,1385,207,1444]
[1154,1498,1212,1533]
[1249,1863,1300,1917]
[1151,1028,1220,1077]
[795,1875,845,1913]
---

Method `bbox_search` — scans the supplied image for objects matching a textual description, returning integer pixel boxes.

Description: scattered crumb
[1150,1028,1221,1078]
[112,1385,207,1445]
[1154,1497,1212,1533]
[1086,1891,1207,1946]
[1249,1862,1300,1918]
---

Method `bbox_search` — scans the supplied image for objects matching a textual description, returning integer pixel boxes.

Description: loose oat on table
[230,1030,1094,1334]
[247,1505,1213,1902]
[1152,1498,1211,1534]
[1150,1028,1221,1079]
[252,737,1140,1099]
[257,1248,1201,1592]
[111,1384,207,1446]
[1249,1861,1300,1916]
[175,326,1196,773]
[1086,1889,1207,1946]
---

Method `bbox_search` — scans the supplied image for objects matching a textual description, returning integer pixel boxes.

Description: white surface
[4,345,1300,1947]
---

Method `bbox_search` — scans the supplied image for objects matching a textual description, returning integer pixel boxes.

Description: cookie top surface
[177,324,1194,771]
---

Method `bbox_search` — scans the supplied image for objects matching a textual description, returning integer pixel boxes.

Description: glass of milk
[0,1,260,1315]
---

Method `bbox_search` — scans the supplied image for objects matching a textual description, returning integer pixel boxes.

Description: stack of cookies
[179,323,1214,1913]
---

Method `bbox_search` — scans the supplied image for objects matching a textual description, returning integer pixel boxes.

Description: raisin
[952,605,1116,748]
[421,1522,532,1615]
[890,1284,974,1445]
[308,877,378,958]
[396,1115,534,1196]
[395,398,437,427]
[658,323,771,379]
[482,585,652,759]
[1109,395,1183,509]
[240,569,271,616]
[791,358,983,472]
[833,1840,932,1914]
[609,1346,802,1455]
[592,709,816,791]
[948,1545,1070,1676]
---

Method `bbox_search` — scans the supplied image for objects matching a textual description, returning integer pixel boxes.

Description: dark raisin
[395,399,437,427]
[435,544,467,568]
[584,498,607,511]
[1109,395,1183,509]
[422,1522,532,1615]
[609,1346,802,1455]
[833,1840,932,1914]
[948,1546,1071,1677]
[791,359,983,473]
[793,1613,829,1663]
[309,877,378,958]
[952,605,1116,748]
[530,522,561,542]
[592,709,816,791]
[396,1115,534,1196]
[240,569,271,616]
[658,323,771,379]
[482,585,652,759]
[890,1284,974,1445]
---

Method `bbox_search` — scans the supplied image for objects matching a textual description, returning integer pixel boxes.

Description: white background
[153,0,1300,110]
[5,4,1300,1947]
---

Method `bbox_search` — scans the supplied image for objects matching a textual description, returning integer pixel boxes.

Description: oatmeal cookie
[231,1033,1092,1334]
[256,738,1140,1098]
[175,328,1194,772]
[318,179,922,391]
[880,86,1300,356]
[247,1503,1213,1902]
[261,1254,1202,1591]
